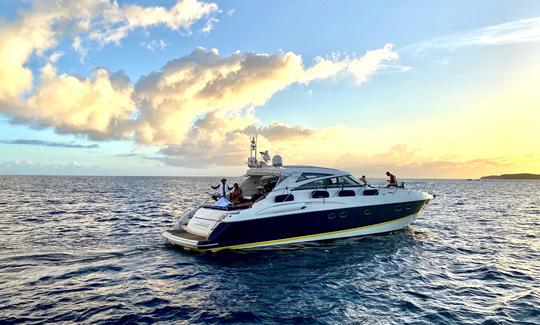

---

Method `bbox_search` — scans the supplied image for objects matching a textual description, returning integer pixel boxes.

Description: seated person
[359,175,374,188]
[229,183,243,205]
[386,171,398,187]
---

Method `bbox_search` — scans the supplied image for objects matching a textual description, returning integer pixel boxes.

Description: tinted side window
[327,177,338,186]
[296,173,331,182]
[296,175,360,190]
[296,179,326,189]
[338,176,359,186]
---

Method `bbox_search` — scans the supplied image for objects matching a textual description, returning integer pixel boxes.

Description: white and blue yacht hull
[163,192,432,252]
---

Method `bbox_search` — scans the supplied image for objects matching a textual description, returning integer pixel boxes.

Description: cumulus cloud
[250,122,314,141]
[0,0,218,102]
[132,46,397,145]
[124,44,396,166]
[0,2,56,99]
[0,43,397,166]
[22,65,136,140]
[0,0,398,169]
[152,111,320,168]
[156,110,259,167]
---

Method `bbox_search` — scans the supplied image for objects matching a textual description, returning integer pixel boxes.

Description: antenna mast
[250,135,257,161]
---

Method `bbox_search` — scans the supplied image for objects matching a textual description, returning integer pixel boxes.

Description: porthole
[395,205,403,212]
[363,209,372,216]
[328,213,336,220]
[406,204,413,210]
[339,211,348,219]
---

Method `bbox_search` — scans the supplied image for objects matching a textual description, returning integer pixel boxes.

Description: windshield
[273,172,301,190]
[295,176,360,190]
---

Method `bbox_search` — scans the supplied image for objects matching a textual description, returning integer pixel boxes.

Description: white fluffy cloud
[301,44,398,84]
[124,0,218,30]
[0,2,57,99]
[156,110,257,167]
[87,0,218,45]
[0,0,399,169]
[132,46,398,145]
[153,110,318,168]
[0,44,397,165]
[23,64,135,140]
[0,0,218,101]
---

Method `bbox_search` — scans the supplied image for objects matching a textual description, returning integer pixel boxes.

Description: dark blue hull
[184,199,430,251]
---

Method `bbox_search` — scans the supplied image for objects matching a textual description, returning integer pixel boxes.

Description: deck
[165,229,207,242]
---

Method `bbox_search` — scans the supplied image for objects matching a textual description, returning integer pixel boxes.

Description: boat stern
[162,206,232,251]
[162,229,219,251]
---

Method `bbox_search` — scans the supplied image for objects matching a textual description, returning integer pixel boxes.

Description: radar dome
[272,155,283,167]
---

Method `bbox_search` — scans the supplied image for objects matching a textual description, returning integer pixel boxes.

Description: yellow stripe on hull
[202,214,415,252]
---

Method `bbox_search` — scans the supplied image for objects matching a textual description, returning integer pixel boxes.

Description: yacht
[162,138,433,252]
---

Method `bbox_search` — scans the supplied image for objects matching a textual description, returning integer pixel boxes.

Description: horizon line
[0,173,510,180]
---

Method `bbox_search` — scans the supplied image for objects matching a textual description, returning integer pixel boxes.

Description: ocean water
[0,176,538,324]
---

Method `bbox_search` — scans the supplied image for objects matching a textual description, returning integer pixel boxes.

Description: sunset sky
[0,0,539,178]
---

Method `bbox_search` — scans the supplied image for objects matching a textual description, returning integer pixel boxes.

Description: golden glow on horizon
[256,59,540,178]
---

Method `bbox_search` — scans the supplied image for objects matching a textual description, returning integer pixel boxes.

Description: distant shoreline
[480,173,540,180]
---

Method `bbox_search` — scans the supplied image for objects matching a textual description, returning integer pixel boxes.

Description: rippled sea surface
[0,176,539,324]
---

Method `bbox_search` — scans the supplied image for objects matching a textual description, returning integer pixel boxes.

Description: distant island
[480,173,540,180]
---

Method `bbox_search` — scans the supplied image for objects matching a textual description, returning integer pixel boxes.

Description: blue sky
[1,0,539,177]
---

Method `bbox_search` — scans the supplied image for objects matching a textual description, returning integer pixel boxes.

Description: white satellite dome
[272,155,283,167]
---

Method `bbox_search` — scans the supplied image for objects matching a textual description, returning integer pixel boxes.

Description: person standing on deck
[211,178,232,201]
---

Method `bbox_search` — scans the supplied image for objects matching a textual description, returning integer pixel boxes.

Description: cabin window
[296,179,327,189]
[338,176,360,186]
[296,173,332,182]
[296,175,360,190]
[325,176,360,187]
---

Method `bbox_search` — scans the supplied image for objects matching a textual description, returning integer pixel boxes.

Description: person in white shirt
[211,178,232,201]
